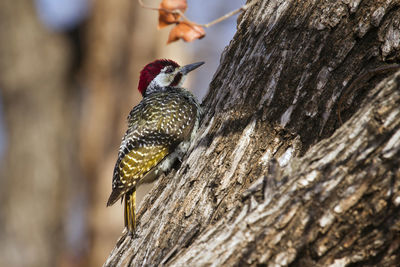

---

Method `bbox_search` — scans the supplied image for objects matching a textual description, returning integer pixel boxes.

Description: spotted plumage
[107,59,203,233]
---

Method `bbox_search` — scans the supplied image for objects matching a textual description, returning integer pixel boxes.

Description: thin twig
[203,0,259,28]
[138,0,189,19]
[138,0,259,28]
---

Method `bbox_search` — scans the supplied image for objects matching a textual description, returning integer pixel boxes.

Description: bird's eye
[165,67,174,74]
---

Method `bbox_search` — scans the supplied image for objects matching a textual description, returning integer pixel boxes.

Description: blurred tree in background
[0,0,240,266]
[0,0,77,266]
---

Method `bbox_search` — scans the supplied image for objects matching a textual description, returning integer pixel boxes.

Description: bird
[107,59,204,233]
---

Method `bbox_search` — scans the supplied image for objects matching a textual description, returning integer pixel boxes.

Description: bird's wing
[107,141,170,206]
[107,92,198,206]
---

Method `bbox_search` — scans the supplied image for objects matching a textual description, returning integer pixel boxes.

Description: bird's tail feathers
[107,188,124,206]
[124,188,136,233]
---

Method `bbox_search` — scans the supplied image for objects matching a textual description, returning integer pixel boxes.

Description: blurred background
[0,0,242,266]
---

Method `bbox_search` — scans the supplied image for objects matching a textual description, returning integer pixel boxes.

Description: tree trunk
[105,0,400,266]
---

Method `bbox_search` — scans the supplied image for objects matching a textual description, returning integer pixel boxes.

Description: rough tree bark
[105,0,400,266]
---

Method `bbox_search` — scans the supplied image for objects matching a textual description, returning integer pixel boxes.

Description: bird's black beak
[179,61,205,75]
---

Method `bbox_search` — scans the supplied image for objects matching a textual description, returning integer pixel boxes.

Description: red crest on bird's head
[138,59,180,95]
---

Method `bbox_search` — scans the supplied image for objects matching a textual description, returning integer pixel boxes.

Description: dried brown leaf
[167,21,205,44]
[158,0,187,29]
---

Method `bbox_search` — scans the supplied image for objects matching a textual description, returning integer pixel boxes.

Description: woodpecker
[107,59,204,233]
